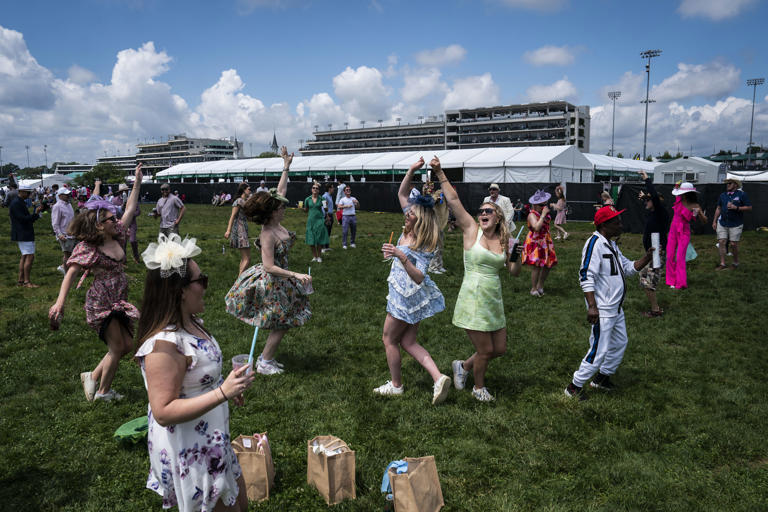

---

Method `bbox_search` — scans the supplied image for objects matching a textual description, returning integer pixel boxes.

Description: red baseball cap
[594,205,625,225]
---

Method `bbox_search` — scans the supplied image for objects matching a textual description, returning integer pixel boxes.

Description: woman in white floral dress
[135,235,255,512]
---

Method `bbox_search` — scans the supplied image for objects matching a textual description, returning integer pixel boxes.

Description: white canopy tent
[727,170,768,182]
[156,145,595,183]
[18,173,75,189]
[584,153,660,178]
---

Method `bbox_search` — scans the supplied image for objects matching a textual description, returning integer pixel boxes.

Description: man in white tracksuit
[565,205,653,400]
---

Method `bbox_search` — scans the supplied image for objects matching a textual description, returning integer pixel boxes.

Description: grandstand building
[52,163,93,175]
[95,154,136,175]
[300,101,590,155]
[134,135,244,175]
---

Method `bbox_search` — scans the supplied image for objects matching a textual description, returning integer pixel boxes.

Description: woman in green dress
[430,156,522,402]
[304,181,330,262]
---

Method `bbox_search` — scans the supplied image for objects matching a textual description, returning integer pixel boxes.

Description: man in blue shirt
[713,178,752,270]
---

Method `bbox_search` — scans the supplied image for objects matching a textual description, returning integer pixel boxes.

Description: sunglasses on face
[312,187,320,190]
[478,208,496,215]
[189,273,208,289]
[102,215,117,224]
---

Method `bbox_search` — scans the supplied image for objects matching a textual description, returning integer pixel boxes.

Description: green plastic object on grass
[114,416,149,443]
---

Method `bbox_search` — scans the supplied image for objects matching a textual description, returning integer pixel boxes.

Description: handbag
[685,242,697,262]
[336,209,343,224]
[388,456,444,512]
[231,433,275,502]
[307,435,356,505]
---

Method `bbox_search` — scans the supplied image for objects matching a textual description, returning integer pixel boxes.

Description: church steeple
[270,133,279,154]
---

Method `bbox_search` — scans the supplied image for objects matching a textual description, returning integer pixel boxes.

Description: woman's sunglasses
[189,274,208,289]
[102,215,117,224]
[478,208,496,215]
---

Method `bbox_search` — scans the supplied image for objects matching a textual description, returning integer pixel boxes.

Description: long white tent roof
[584,153,660,173]
[156,145,594,179]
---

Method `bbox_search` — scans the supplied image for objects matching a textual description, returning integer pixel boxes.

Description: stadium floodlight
[608,91,621,157]
[640,49,662,160]
[396,117,401,126]
[746,78,765,167]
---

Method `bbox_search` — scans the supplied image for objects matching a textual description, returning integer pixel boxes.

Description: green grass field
[1,203,766,511]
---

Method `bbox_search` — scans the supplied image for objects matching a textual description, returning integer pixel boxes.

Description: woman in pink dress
[522,189,557,297]
[49,165,143,401]
[551,186,568,240]
[666,182,707,290]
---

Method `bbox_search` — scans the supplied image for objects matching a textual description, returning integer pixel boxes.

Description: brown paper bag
[389,456,444,512]
[231,433,275,502]
[306,435,356,505]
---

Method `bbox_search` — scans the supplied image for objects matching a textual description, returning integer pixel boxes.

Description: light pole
[25,145,30,168]
[640,49,661,160]
[608,91,621,156]
[42,144,47,189]
[746,77,764,168]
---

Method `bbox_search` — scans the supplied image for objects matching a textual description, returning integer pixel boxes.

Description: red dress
[522,211,557,268]
[67,221,140,338]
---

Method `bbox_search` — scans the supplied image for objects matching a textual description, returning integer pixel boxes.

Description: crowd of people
[3,155,755,511]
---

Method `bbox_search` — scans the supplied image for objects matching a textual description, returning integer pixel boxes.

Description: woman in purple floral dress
[225,147,312,376]
[49,166,143,402]
[224,182,252,275]
[135,238,255,512]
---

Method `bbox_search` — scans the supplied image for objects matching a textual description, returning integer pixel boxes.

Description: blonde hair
[404,204,440,253]
[479,202,510,258]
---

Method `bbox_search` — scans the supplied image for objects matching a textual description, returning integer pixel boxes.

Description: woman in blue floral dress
[135,236,255,512]
[374,157,451,405]
[225,147,312,376]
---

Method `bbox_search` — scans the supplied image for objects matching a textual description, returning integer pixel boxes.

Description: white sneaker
[432,375,451,405]
[80,371,97,401]
[311,257,318,262]
[452,360,468,390]
[373,381,404,396]
[257,355,284,369]
[321,248,331,253]
[257,359,284,375]
[350,243,356,248]
[94,389,124,402]
[472,386,495,402]
[57,265,66,274]
[342,245,348,250]
[316,257,322,263]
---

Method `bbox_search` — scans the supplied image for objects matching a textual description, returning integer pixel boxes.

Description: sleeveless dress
[135,326,242,512]
[225,231,312,329]
[385,236,445,323]
[522,211,557,268]
[554,198,567,225]
[452,229,507,332]
[229,198,249,249]
[304,196,330,246]
[67,221,140,340]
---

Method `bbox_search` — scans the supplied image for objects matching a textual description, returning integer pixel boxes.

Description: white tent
[156,146,595,183]
[727,170,768,182]
[18,173,74,189]
[653,156,724,184]
[584,153,660,178]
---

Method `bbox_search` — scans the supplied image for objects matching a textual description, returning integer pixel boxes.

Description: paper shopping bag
[389,456,444,512]
[231,433,274,502]
[307,435,356,505]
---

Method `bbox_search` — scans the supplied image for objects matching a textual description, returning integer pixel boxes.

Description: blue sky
[1,0,766,166]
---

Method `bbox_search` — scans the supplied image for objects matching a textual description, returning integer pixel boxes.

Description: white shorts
[716,223,742,242]
[18,241,36,255]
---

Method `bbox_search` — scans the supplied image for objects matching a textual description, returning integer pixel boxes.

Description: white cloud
[0,26,55,109]
[492,0,568,12]
[526,78,577,102]
[443,73,499,110]
[369,0,383,12]
[414,44,467,68]
[523,45,576,66]
[653,61,740,102]
[401,68,447,103]
[678,0,758,21]
[67,65,98,85]
[332,65,391,122]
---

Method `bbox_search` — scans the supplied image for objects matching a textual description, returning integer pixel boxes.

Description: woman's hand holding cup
[221,363,255,403]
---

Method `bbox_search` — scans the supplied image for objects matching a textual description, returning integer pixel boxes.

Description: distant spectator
[9,183,44,287]
[256,180,269,194]
[482,183,515,232]
[550,186,568,240]
[153,183,185,236]
[224,182,252,275]
[513,198,524,221]
[51,188,76,274]
[321,183,335,253]
[338,185,359,249]
[713,178,752,270]
[3,179,18,207]
[212,192,220,205]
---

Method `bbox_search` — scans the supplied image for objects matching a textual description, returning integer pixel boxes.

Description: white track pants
[572,311,628,387]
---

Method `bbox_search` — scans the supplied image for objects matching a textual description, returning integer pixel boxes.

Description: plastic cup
[322,200,327,209]
[298,200,304,208]
[304,278,314,295]
[232,354,250,372]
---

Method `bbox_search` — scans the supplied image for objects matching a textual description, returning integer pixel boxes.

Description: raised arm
[430,156,474,231]
[398,157,424,209]
[277,146,292,197]
[121,164,142,223]
[92,179,102,198]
